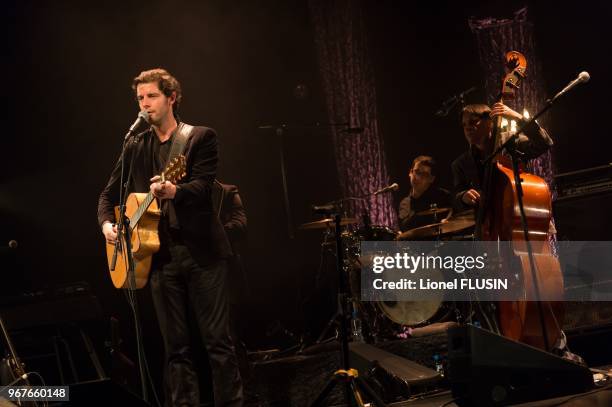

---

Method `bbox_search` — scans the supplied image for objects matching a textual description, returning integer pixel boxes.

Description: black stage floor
[243,327,612,407]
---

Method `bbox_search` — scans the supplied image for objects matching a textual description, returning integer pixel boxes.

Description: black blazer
[97,126,231,266]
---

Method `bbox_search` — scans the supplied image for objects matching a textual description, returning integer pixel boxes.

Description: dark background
[2,0,610,398]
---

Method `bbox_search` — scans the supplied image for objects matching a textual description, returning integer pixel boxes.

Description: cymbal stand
[313,227,351,346]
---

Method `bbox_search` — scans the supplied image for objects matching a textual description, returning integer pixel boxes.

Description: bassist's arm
[509,120,554,159]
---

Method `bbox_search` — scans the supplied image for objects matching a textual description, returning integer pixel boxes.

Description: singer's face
[136,82,175,125]
[462,113,492,148]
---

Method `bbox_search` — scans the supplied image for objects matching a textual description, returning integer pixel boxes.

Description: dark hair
[410,155,437,177]
[132,68,182,113]
[462,104,491,119]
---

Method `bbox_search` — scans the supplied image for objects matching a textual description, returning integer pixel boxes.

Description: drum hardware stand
[312,238,356,346]
[430,204,440,223]
[309,206,387,407]
[312,229,348,346]
[309,196,368,346]
[309,185,395,348]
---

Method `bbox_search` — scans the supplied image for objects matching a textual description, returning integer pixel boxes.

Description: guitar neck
[127,158,184,230]
[129,192,155,230]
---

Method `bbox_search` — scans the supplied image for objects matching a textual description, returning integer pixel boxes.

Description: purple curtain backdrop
[309,0,397,228]
[469,7,558,248]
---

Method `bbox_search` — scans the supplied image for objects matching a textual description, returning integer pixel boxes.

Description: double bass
[476,51,564,351]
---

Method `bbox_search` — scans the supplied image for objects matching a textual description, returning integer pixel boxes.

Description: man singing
[97,68,243,406]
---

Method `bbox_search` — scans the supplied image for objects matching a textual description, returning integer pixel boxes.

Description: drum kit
[299,206,476,339]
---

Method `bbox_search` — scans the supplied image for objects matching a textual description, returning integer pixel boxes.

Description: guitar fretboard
[129,192,155,230]
[126,155,184,230]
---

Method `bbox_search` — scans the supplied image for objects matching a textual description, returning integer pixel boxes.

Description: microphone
[124,111,150,139]
[552,71,590,102]
[373,183,399,195]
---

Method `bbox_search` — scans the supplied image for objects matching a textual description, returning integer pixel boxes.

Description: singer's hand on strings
[150,175,177,200]
[490,103,523,122]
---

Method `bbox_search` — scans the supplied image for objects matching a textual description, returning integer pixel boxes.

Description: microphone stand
[275,126,294,239]
[435,86,476,117]
[112,133,149,402]
[258,122,363,239]
[484,77,579,163]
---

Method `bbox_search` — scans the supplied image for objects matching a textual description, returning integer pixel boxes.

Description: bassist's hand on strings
[490,102,523,122]
[102,221,118,244]
[150,175,177,200]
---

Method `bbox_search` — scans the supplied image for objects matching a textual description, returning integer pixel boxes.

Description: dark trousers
[150,244,243,407]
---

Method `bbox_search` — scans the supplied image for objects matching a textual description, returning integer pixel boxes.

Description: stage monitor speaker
[447,325,593,406]
[349,342,441,402]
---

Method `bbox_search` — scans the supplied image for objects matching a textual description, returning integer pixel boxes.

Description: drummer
[398,155,452,232]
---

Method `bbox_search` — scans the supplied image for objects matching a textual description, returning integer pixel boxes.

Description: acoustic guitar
[106,155,186,289]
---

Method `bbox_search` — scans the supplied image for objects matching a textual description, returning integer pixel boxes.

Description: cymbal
[397,223,442,240]
[298,217,359,230]
[439,217,475,234]
[397,217,475,240]
[414,207,452,216]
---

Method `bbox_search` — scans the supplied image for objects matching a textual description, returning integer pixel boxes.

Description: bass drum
[377,300,453,327]
[376,246,454,327]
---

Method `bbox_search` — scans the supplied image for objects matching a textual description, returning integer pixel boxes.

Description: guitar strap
[161,122,195,229]
[166,122,195,163]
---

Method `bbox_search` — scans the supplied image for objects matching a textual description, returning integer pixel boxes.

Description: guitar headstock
[162,155,187,183]
[501,51,527,101]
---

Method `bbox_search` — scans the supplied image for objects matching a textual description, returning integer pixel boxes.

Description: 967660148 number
[1,386,69,401]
